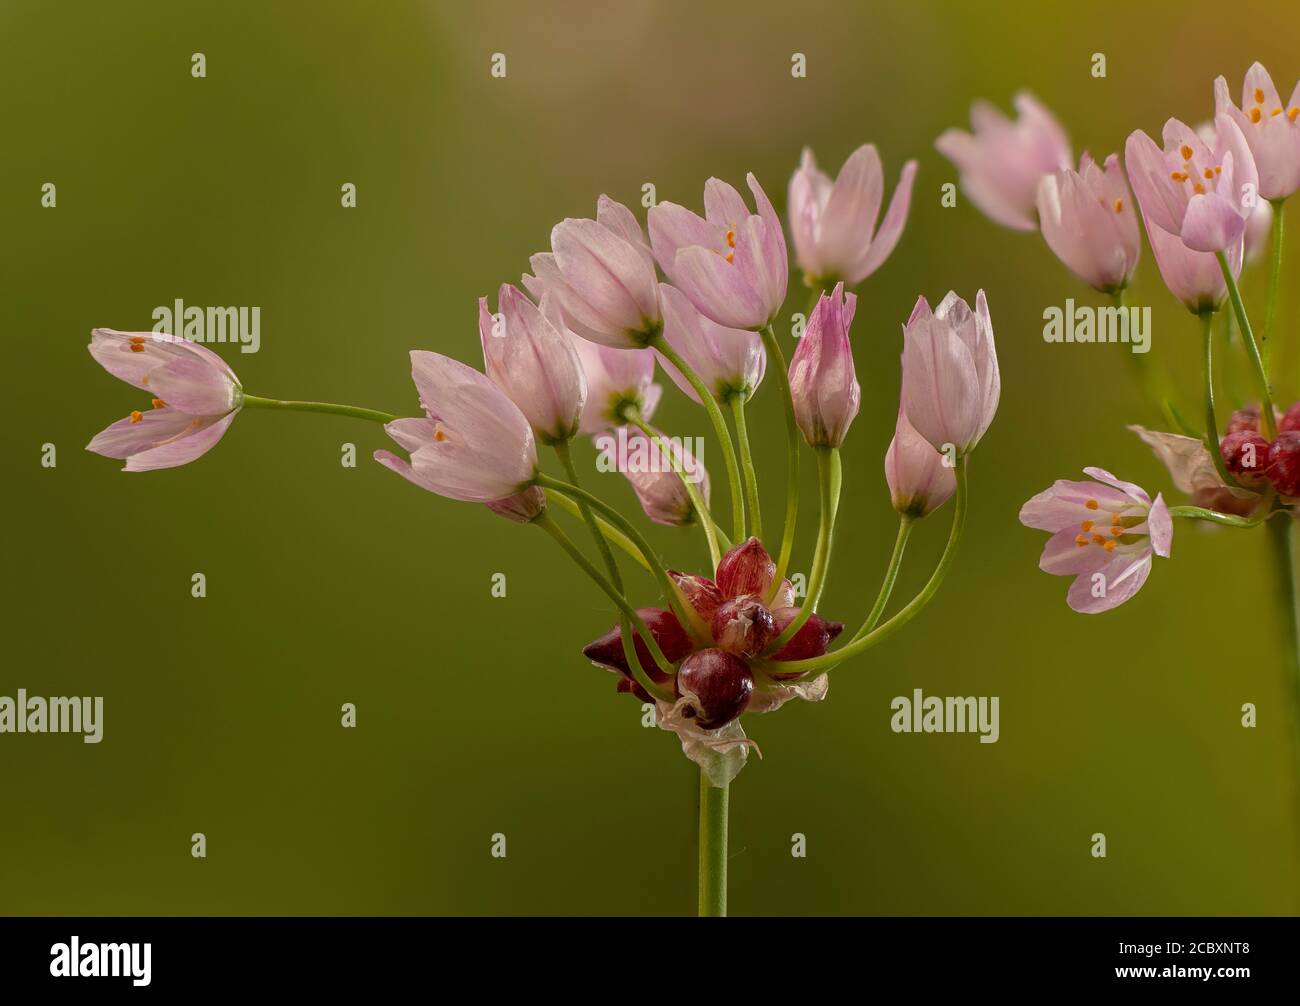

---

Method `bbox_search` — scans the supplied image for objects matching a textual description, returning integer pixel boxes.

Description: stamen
[141,375,149,386]
[151,398,166,408]
[725,229,736,249]
[129,336,146,345]
[1113,198,1123,213]
[1085,499,1099,510]
[1203,168,1214,180]
[1179,144,1193,160]
[1250,107,1263,123]
[1214,165,1222,175]
[1103,539,1117,552]
[1081,520,1094,532]
[1290,107,1300,122]
[129,343,145,353]
[1254,87,1266,103]
[1110,526,1123,537]
[1091,533,1107,546]
[129,410,143,424]
[724,252,734,263]
[1169,170,1187,182]
[1110,512,1122,526]
[1193,182,1206,194]
[434,429,447,442]
[1075,534,1089,547]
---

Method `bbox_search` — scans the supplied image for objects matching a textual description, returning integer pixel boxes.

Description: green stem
[1263,198,1285,370]
[652,337,746,542]
[1216,250,1277,438]
[240,394,396,424]
[766,446,839,653]
[533,512,674,698]
[1201,309,1242,490]
[554,440,621,591]
[697,771,728,917]
[1168,503,1271,528]
[759,324,801,602]
[1267,514,1300,891]
[625,412,721,570]
[773,455,968,677]
[535,472,711,642]
[850,516,914,641]
[730,392,762,542]
[544,490,651,573]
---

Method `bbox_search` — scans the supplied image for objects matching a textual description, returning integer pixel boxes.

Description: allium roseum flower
[1019,467,1172,613]
[86,329,242,472]
[1142,210,1241,313]
[787,144,918,285]
[1214,62,1300,201]
[788,282,861,448]
[375,351,541,520]
[529,196,661,348]
[900,290,1000,456]
[935,92,1073,231]
[567,331,660,434]
[1125,116,1259,253]
[885,407,956,518]
[656,283,766,402]
[1036,153,1141,292]
[479,283,586,443]
[581,537,841,786]
[596,426,709,527]
[648,173,788,330]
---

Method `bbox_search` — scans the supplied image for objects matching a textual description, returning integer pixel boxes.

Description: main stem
[1268,515,1300,886]
[239,394,396,424]
[697,771,728,917]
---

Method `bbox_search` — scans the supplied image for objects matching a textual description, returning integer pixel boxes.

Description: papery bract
[788,282,861,448]
[1036,153,1141,292]
[787,144,917,284]
[935,92,1072,231]
[86,329,242,472]
[648,173,788,330]
[1130,425,1262,517]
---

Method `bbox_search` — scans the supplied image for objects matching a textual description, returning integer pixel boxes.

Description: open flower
[529,196,661,348]
[656,283,766,402]
[595,426,709,527]
[1036,153,1141,292]
[580,537,840,786]
[1142,210,1241,313]
[86,329,242,472]
[787,144,918,285]
[1125,115,1259,253]
[885,406,955,518]
[1019,467,1172,613]
[480,283,586,443]
[1214,62,1300,201]
[375,351,540,518]
[900,290,1000,456]
[788,282,861,448]
[935,92,1073,231]
[648,173,788,330]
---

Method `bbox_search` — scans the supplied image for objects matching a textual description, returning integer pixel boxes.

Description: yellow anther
[151,398,166,408]
[1180,144,1193,160]
[1254,87,1266,103]
[1113,198,1123,213]
[725,252,734,263]
[1250,107,1263,123]
[1169,170,1187,182]
[129,343,145,353]
[129,336,146,344]
[1103,539,1117,552]
[1091,533,1107,546]
[1289,107,1300,122]
[1085,499,1099,510]
[1111,525,1123,537]
[1081,520,1095,532]
[1203,168,1214,179]
[1193,182,1206,194]
[725,229,736,248]
[129,410,143,424]
[1075,534,1089,547]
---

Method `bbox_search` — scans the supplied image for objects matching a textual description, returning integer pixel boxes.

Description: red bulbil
[675,649,753,728]
[715,537,776,599]
[767,607,845,669]
[1220,430,1271,481]
[710,594,775,657]
[1267,432,1300,497]
[1280,402,1300,433]
[668,570,724,623]
[1225,405,1263,434]
[582,607,691,700]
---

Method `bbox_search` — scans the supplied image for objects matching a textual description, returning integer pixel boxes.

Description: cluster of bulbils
[583,536,842,728]
[938,62,1300,612]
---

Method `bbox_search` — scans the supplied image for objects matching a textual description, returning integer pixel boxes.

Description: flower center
[1074,500,1146,553]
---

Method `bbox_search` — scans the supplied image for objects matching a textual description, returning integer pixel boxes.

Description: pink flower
[787,144,918,284]
[935,93,1073,231]
[595,426,709,527]
[375,351,539,516]
[528,196,661,348]
[86,329,242,472]
[1019,467,1172,613]
[1142,210,1242,313]
[656,283,765,403]
[1214,63,1300,201]
[563,323,661,434]
[787,282,860,448]
[1036,153,1141,292]
[900,290,1000,455]
[885,407,956,518]
[479,283,586,443]
[1125,116,1259,253]
[648,173,788,330]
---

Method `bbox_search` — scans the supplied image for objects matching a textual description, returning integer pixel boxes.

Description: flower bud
[1267,432,1300,497]
[675,649,754,729]
[715,537,776,599]
[766,608,844,668]
[788,282,861,448]
[711,595,775,657]
[885,406,956,518]
[1220,430,1270,482]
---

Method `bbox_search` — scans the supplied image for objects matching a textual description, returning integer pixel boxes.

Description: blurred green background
[4,0,1300,915]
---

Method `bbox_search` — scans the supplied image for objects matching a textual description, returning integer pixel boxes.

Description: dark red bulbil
[675,649,753,728]
[715,536,775,599]
[1225,405,1263,434]
[581,537,841,727]
[1268,432,1300,497]
[710,594,775,657]
[1279,402,1300,434]
[1220,430,1270,481]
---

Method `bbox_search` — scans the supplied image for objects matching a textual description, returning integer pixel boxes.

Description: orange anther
[1254,87,1266,103]
[151,398,166,408]
[1250,107,1263,123]
[129,343,145,353]
[1180,144,1193,160]
[1113,198,1123,213]
[129,410,143,424]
